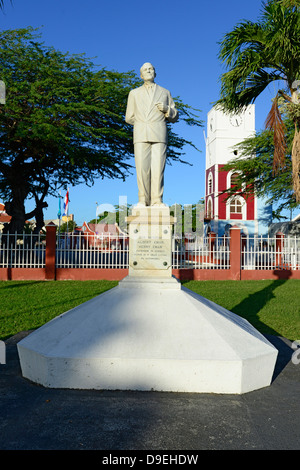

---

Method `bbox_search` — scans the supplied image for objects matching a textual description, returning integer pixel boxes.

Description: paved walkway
[0,332,299,451]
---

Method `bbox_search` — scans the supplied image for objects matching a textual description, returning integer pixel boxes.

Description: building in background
[204,105,272,236]
[44,214,74,229]
[0,203,11,232]
[0,203,34,232]
[77,221,128,250]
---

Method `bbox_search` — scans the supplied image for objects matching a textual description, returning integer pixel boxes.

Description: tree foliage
[216,0,300,203]
[58,220,77,233]
[221,117,297,216]
[0,1,12,11]
[0,27,202,232]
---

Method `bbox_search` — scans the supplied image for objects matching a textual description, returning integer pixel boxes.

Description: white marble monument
[17,63,278,394]
[125,62,178,207]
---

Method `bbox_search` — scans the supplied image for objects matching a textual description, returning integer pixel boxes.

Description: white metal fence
[0,231,299,271]
[172,236,231,269]
[0,232,45,268]
[242,235,300,270]
[56,232,231,270]
[56,232,129,269]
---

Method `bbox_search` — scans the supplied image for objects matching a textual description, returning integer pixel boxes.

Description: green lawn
[0,280,118,341]
[184,279,300,341]
[0,279,299,341]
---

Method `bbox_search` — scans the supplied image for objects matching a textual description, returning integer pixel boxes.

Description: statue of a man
[125,63,178,207]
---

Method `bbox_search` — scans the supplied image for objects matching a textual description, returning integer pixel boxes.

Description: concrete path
[0,332,299,451]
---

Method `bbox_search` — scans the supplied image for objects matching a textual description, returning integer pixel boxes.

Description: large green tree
[221,116,296,217]
[216,0,300,204]
[0,27,202,233]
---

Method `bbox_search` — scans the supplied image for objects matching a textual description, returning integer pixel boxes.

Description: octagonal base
[17,277,278,394]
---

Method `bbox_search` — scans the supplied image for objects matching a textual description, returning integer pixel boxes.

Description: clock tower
[206,104,255,168]
[205,105,272,236]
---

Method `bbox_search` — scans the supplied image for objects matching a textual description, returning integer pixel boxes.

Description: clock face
[230,115,243,127]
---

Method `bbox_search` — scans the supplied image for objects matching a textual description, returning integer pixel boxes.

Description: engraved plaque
[130,237,171,270]
[127,206,174,276]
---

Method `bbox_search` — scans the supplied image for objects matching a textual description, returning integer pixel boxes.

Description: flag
[57,193,62,219]
[63,189,69,216]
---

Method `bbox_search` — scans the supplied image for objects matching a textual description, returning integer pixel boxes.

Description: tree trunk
[30,182,49,234]
[3,188,27,234]
[32,199,48,234]
[292,125,300,203]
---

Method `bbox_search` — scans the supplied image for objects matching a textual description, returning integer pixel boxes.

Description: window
[207,173,213,194]
[226,195,246,220]
[230,172,240,188]
[230,198,242,214]
[207,199,212,218]
[226,170,243,191]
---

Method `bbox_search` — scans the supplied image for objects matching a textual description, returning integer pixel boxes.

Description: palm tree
[216,0,300,203]
[0,1,13,9]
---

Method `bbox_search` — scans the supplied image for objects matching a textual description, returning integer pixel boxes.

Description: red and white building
[78,221,128,250]
[205,105,271,236]
[0,203,11,229]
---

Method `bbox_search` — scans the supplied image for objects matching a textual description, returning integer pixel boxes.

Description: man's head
[140,63,156,83]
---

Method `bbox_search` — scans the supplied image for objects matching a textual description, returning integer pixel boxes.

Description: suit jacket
[125,84,178,144]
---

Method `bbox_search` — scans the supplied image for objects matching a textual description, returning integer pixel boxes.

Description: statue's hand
[156,102,168,113]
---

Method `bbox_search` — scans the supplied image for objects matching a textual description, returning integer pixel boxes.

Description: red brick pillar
[45,223,57,280]
[230,226,241,280]
[276,231,284,268]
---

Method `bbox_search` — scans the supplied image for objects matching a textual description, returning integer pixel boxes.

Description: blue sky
[1,0,292,224]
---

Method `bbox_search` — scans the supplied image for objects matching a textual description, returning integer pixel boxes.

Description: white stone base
[17,277,278,394]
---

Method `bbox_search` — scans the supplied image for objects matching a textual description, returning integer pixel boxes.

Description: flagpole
[63,188,70,243]
[58,191,62,238]
[67,200,69,235]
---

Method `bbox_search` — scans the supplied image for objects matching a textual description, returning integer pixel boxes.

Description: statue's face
[140,63,156,82]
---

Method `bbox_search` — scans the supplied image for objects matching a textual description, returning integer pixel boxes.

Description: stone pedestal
[17,204,278,394]
[127,205,175,278]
